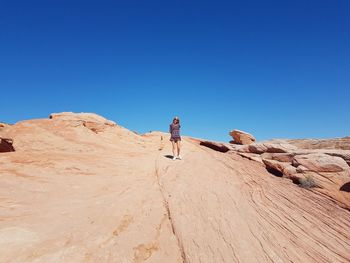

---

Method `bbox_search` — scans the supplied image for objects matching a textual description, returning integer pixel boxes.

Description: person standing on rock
[170,117,182,160]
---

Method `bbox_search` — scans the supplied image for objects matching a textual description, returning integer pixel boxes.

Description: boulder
[293,153,349,173]
[229,129,256,145]
[325,151,350,167]
[0,137,15,152]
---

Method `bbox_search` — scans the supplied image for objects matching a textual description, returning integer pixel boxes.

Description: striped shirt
[169,124,181,138]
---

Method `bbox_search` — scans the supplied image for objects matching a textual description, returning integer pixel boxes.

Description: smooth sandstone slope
[0,113,349,263]
[0,114,182,263]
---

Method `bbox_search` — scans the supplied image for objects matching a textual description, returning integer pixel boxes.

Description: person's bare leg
[171,141,176,159]
[176,141,181,159]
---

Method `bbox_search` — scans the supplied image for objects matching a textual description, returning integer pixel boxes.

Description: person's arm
[169,124,172,134]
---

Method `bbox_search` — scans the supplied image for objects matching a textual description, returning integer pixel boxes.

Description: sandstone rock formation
[229,129,256,145]
[326,151,350,166]
[263,159,298,178]
[225,137,350,209]
[0,113,349,263]
[0,122,9,129]
[50,112,117,133]
[261,152,295,163]
[293,153,349,173]
[248,142,297,154]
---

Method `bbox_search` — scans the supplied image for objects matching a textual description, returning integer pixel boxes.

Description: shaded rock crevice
[340,182,350,192]
[199,141,230,153]
[265,166,284,177]
[0,138,15,152]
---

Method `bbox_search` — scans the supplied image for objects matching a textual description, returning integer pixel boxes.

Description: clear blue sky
[1,0,349,142]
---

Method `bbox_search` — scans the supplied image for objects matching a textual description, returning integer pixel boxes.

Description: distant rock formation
[0,123,9,129]
[286,137,350,150]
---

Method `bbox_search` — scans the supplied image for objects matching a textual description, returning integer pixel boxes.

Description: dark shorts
[170,137,181,142]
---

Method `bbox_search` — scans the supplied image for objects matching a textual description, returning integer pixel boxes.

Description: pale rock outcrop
[292,153,349,172]
[261,152,296,163]
[229,129,256,145]
[269,148,350,167]
[325,151,350,167]
[248,142,297,154]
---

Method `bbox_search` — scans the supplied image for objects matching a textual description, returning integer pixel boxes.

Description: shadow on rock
[340,182,350,192]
